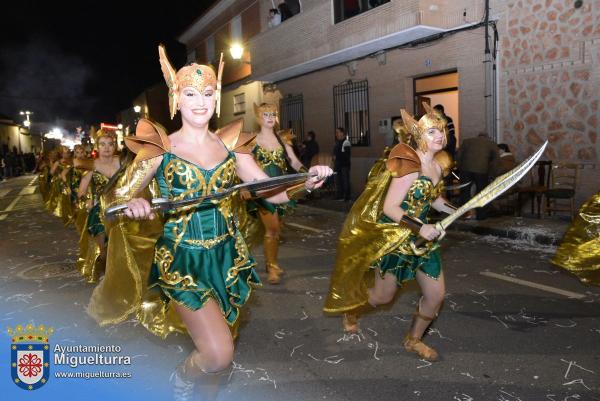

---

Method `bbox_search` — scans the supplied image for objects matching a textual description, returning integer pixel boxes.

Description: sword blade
[105,173,317,217]
[166,172,315,209]
[439,140,548,230]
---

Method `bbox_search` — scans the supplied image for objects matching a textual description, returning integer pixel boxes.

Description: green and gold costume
[148,152,259,329]
[247,130,297,216]
[77,167,113,283]
[88,119,260,339]
[552,191,600,286]
[324,144,448,313]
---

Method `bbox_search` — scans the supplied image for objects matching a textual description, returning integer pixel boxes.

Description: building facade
[0,115,33,155]
[177,0,598,206]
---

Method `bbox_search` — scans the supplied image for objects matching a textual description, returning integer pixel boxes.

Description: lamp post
[133,105,142,127]
[19,111,33,154]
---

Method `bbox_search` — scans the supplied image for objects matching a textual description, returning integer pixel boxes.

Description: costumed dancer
[324,104,455,362]
[43,148,61,211]
[76,129,120,283]
[53,146,76,224]
[551,191,600,286]
[87,125,165,330]
[247,102,309,284]
[107,45,331,400]
[37,152,53,203]
[63,145,91,234]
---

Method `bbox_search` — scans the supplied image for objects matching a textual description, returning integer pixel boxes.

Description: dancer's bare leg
[174,299,234,401]
[410,270,445,338]
[343,269,397,333]
[368,268,398,306]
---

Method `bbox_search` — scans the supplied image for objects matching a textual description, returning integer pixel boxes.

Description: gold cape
[323,168,413,313]
[551,191,600,286]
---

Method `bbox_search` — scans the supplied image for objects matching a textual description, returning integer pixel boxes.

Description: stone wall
[496,0,600,205]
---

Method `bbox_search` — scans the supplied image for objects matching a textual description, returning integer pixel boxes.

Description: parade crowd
[31,45,598,401]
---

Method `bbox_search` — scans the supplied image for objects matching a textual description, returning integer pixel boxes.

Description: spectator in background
[457,132,499,220]
[300,130,320,167]
[268,8,281,28]
[433,104,456,160]
[494,143,517,176]
[333,127,351,201]
[0,154,5,181]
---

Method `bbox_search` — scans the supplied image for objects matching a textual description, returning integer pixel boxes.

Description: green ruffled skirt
[87,203,105,237]
[148,231,260,326]
[371,246,441,284]
[370,215,441,284]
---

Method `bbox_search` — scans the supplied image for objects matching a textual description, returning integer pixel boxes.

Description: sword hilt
[410,222,444,255]
[105,198,171,218]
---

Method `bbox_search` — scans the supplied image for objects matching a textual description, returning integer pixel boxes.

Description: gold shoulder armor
[124,118,170,161]
[217,118,244,151]
[434,150,454,177]
[74,157,95,171]
[277,129,295,146]
[385,144,421,178]
[233,132,257,154]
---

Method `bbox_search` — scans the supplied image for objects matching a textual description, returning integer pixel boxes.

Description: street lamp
[19,111,33,153]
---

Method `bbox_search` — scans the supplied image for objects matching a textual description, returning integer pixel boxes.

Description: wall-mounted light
[133,105,141,113]
[230,44,244,60]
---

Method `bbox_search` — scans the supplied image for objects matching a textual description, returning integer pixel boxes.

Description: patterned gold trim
[154,245,197,288]
[254,146,287,172]
[184,232,229,248]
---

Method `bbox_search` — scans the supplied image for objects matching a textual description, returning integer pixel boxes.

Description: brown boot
[342,312,360,333]
[263,235,283,284]
[403,305,439,361]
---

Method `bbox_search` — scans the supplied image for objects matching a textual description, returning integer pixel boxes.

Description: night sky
[0,0,217,125]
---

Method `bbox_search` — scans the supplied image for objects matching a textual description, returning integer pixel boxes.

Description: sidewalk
[302,196,570,246]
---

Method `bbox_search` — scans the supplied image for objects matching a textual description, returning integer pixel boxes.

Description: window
[280,94,304,141]
[333,79,370,146]
[333,0,390,24]
[233,93,246,115]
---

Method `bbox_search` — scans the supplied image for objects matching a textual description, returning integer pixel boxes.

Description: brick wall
[275,29,487,197]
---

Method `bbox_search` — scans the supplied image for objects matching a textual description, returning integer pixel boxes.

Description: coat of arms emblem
[8,324,53,390]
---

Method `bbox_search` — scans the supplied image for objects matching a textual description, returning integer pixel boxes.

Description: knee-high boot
[263,235,283,284]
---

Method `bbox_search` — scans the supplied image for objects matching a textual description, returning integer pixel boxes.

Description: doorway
[413,71,459,145]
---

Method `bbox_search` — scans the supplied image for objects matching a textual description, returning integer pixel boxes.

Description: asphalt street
[0,175,598,401]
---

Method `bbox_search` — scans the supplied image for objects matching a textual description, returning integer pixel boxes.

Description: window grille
[333,79,370,146]
[279,94,304,141]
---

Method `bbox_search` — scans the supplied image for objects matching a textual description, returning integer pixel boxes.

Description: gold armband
[286,182,310,201]
[298,166,309,173]
[103,158,155,208]
[400,214,423,235]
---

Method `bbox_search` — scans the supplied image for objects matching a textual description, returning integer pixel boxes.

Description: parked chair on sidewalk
[515,160,552,218]
[545,162,579,217]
